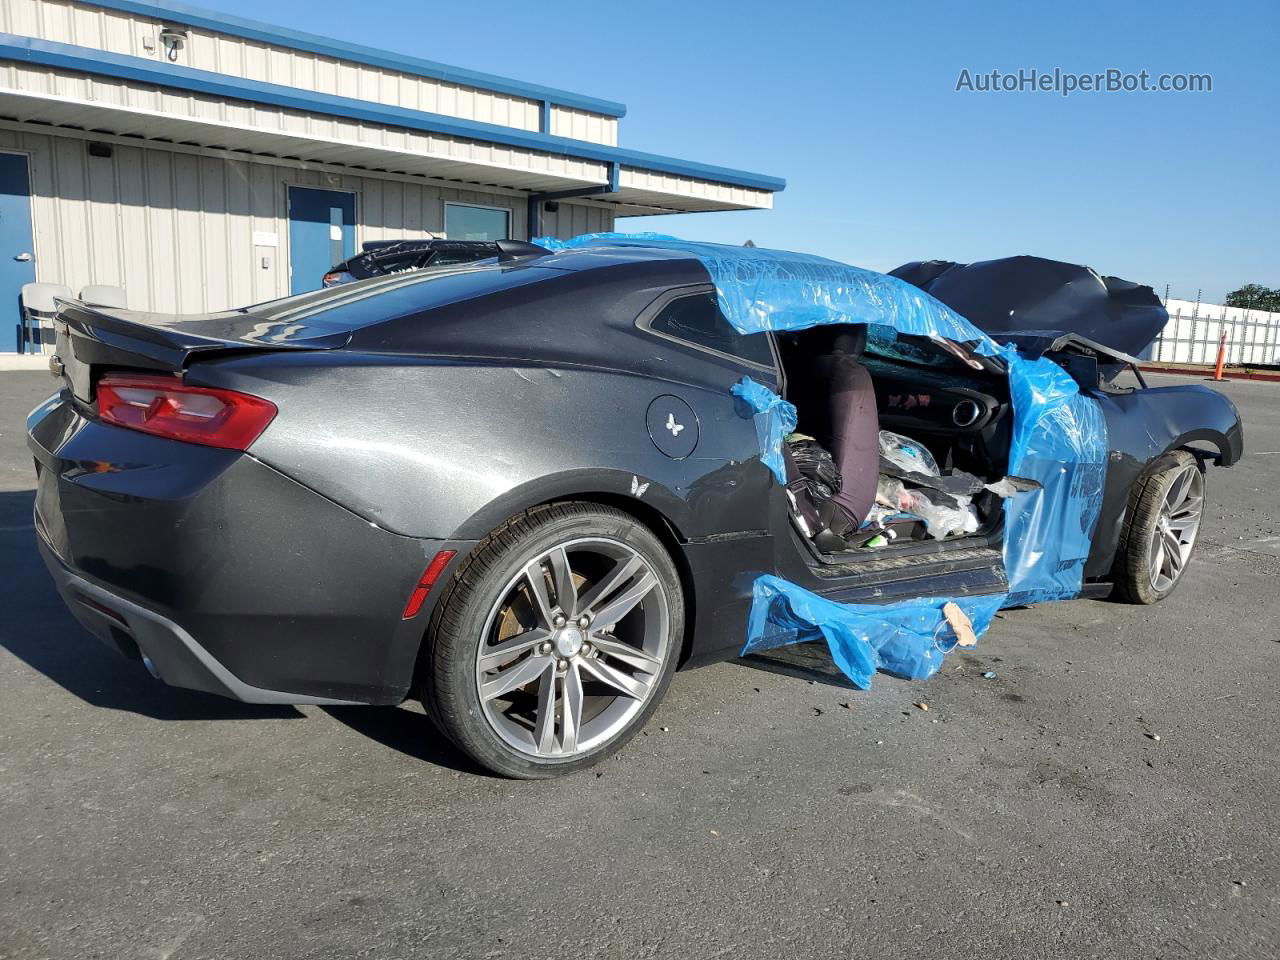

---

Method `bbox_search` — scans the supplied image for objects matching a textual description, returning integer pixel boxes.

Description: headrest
[801,323,866,359]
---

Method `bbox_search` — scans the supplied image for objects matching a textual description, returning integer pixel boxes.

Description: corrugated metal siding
[537,201,613,240]
[550,106,617,147]
[3,0,620,145]
[618,167,774,210]
[0,61,611,189]
[1,129,612,315]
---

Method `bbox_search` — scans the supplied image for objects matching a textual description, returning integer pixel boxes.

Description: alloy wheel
[1148,462,1204,593]
[475,538,670,759]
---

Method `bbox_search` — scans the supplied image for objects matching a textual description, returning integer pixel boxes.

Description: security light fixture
[158,25,187,61]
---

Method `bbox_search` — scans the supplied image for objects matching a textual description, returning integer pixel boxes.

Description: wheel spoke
[590,635,662,672]
[1163,529,1185,576]
[533,666,558,753]
[561,663,584,753]
[547,547,578,618]
[477,629,548,672]
[1168,503,1202,528]
[580,657,651,700]
[523,560,557,629]
[480,653,551,701]
[1149,534,1166,584]
[587,570,657,630]
[1166,469,1192,511]
[575,556,644,620]
[530,664,585,755]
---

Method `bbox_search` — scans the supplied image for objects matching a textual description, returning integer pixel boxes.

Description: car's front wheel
[1112,450,1206,604]
[423,502,684,778]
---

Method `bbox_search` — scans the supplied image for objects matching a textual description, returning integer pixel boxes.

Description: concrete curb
[1141,364,1280,383]
[0,354,52,372]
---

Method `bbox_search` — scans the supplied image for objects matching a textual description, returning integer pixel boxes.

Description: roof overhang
[0,34,782,216]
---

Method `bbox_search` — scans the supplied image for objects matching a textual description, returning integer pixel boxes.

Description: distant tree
[1225,283,1280,312]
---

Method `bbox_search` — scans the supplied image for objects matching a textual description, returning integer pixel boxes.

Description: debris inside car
[540,233,1114,688]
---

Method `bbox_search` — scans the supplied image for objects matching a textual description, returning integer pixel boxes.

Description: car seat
[814,327,879,530]
[783,325,880,547]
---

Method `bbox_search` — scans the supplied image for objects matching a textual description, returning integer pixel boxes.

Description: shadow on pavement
[1,488,301,721]
[322,705,492,777]
[739,640,860,688]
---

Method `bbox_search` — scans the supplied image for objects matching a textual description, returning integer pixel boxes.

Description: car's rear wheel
[423,502,683,778]
[1112,450,1206,604]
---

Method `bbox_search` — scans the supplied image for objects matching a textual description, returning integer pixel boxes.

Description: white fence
[1147,298,1280,367]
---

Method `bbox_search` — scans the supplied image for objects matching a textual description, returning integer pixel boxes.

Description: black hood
[889,255,1167,356]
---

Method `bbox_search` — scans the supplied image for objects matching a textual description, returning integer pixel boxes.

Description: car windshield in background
[325,241,502,286]
[242,261,558,338]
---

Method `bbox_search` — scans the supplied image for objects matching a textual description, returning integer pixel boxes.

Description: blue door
[0,153,36,352]
[287,186,356,295]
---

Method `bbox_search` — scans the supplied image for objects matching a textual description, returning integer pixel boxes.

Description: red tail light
[402,550,457,619]
[96,374,277,451]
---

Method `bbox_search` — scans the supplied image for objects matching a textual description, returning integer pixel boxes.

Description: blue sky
[208,0,1277,301]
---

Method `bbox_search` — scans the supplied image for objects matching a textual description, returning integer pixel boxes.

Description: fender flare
[451,468,690,542]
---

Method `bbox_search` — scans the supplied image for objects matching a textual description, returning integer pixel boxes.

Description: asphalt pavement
[1,369,1277,960]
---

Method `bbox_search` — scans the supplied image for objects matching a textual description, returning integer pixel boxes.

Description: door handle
[14,252,32,262]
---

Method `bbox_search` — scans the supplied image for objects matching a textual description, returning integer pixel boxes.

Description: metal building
[0,0,784,354]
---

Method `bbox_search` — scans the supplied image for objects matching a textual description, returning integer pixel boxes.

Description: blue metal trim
[0,35,786,193]
[79,0,628,118]
[540,100,552,135]
[608,162,620,192]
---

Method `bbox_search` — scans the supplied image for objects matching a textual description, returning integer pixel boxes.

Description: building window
[444,202,510,241]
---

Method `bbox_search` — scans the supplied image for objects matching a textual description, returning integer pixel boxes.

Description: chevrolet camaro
[27,239,1243,777]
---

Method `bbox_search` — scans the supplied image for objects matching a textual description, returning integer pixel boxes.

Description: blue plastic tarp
[730,376,797,485]
[744,577,1006,686]
[537,233,1108,687]
[536,233,997,350]
[999,346,1108,604]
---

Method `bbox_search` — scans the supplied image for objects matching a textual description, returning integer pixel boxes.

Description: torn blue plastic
[538,233,1109,687]
[536,232,997,349]
[1000,347,1108,605]
[745,577,1005,686]
[730,376,796,485]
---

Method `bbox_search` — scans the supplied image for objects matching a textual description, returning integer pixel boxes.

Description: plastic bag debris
[731,376,797,485]
[878,430,989,499]
[906,491,980,540]
[983,476,1041,498]
[744,576,1005,685]
[874,475,980,540]
[788,435,841,500]
[878,430,939,476]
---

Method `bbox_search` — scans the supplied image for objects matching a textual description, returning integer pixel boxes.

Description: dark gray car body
[26,246,1244,708]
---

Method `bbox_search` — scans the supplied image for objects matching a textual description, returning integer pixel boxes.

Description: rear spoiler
[52,300,348,401]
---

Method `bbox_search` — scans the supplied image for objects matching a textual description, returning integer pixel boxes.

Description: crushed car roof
[889,255,1168,357]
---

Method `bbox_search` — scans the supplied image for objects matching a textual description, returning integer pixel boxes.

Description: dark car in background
[321,238,500,286]
[27,242,1242,778]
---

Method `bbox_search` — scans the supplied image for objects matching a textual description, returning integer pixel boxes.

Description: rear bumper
[38,538,360,705]
[28,391,472,704]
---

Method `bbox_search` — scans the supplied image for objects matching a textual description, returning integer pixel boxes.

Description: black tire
[422,502,684,779]
[1111,450,1204,604]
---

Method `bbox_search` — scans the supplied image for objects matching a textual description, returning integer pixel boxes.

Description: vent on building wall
[87,142,114,159]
